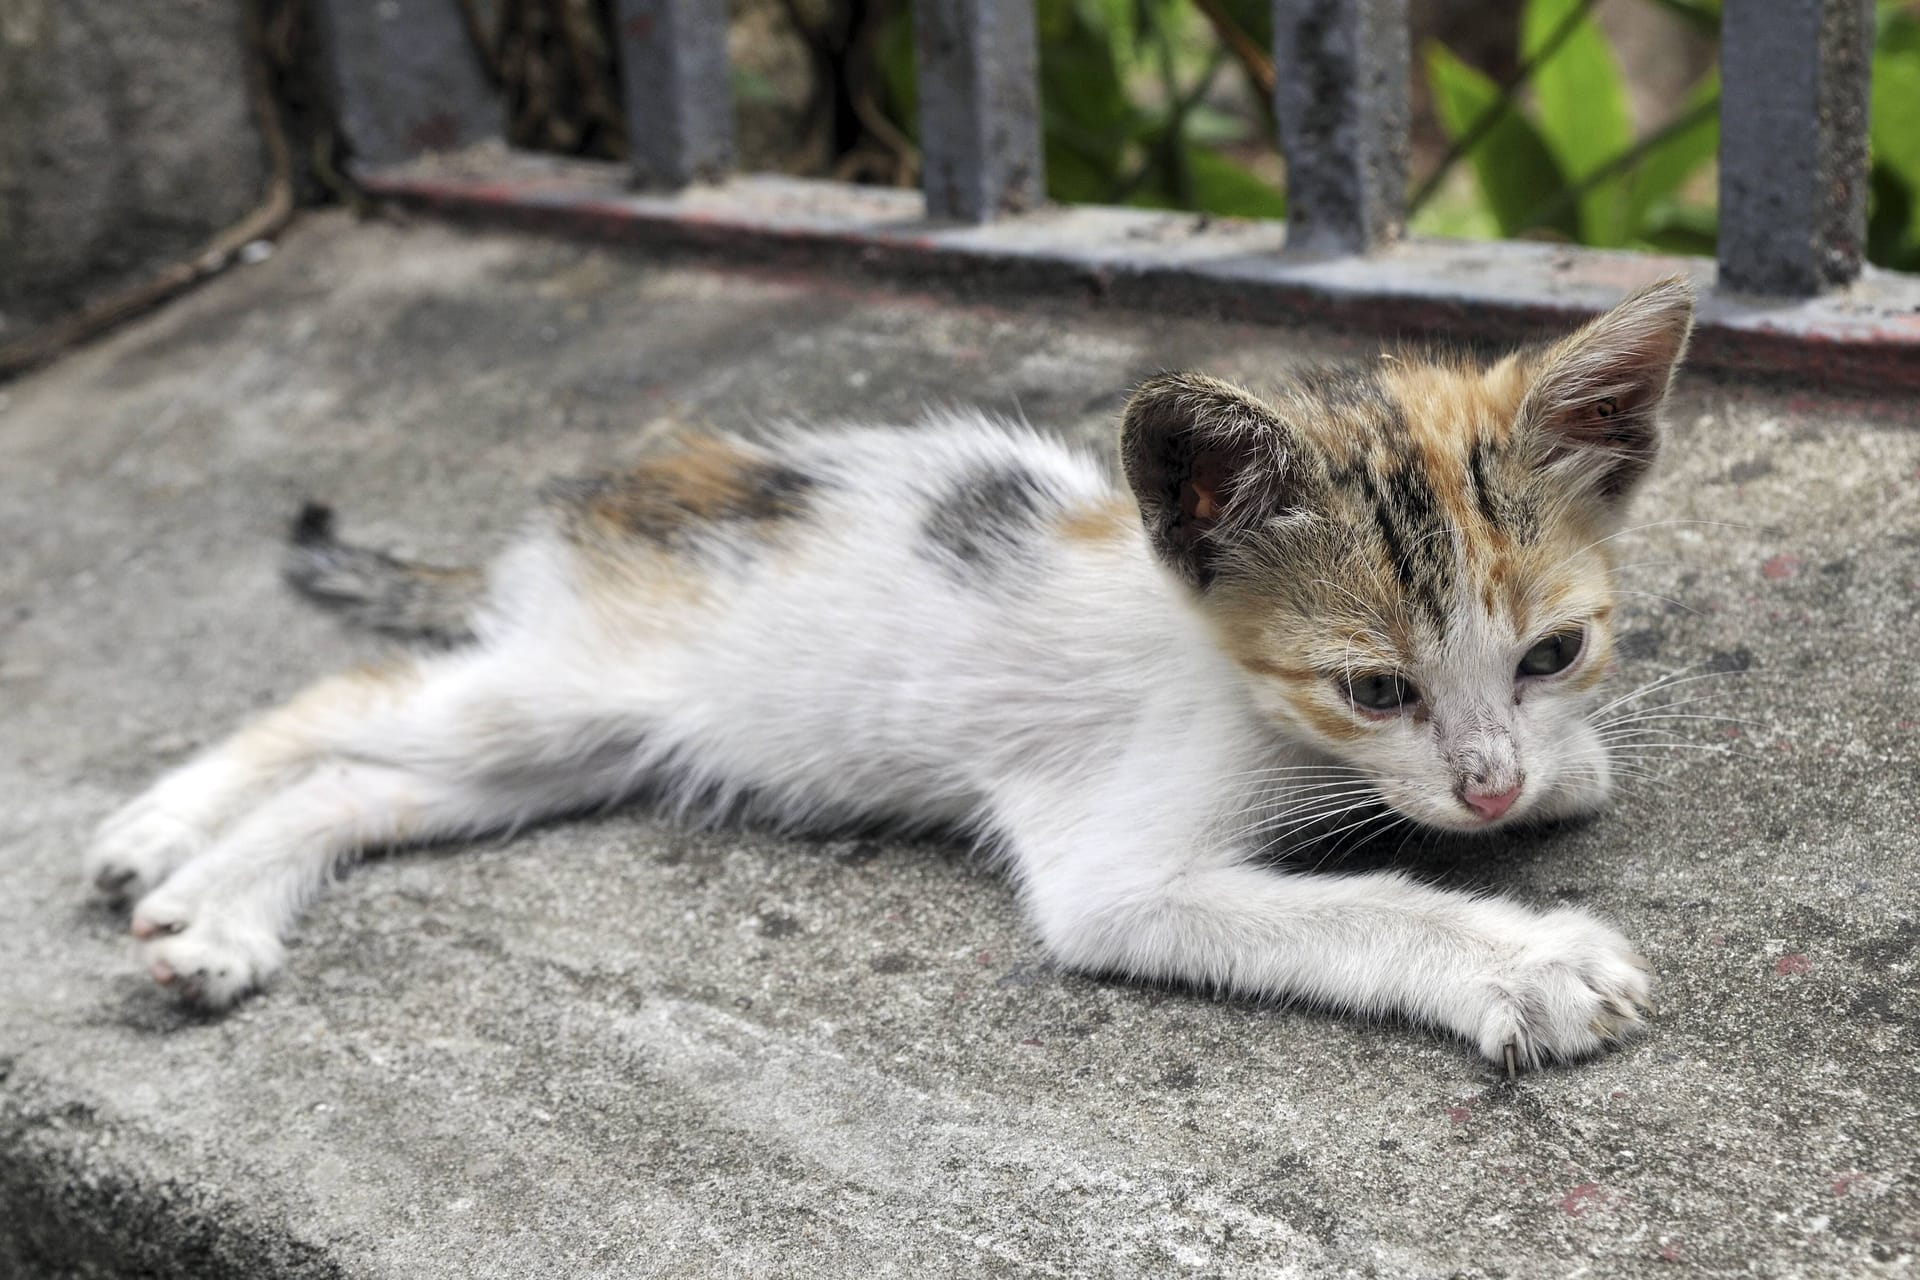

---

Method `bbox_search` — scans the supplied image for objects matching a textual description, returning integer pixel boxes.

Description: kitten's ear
[1120,372,1304,587]
[1517,276,1694,508]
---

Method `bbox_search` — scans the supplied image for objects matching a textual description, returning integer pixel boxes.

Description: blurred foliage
[481,0,1920,271]
[1871,1,1920,270]
[1418,0,1720,253]
[1419,0,1920,269]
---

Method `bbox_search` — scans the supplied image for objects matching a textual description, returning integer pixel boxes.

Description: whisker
[1590,665,1756,718]
[1608,588,1701,616]
[1236,792,1389,844]
[1541,518,1755,581]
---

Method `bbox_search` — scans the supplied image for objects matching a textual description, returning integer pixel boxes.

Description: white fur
[88,416,1648,1067]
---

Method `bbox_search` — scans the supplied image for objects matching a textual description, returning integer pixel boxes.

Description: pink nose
[1463,784,1522,822]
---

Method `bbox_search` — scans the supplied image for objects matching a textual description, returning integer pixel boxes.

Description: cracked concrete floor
[0,212,1916,1278]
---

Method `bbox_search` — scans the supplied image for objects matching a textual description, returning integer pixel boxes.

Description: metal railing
[314,0,1881,303]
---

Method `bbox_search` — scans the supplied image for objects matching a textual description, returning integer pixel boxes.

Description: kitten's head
[1121,278,1694,832]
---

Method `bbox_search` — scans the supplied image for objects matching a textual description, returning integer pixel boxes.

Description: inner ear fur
[1120,372,1302,588]
[1517,275,1695,504]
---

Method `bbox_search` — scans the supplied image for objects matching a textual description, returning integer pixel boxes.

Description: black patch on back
[732,462,817,522]
[921,465,1060,584]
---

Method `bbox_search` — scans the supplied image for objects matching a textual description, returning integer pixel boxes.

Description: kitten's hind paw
[1475,908,1653,1071]
[130,891,283,1009]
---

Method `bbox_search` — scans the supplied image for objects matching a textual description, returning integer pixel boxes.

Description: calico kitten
[85,278,1694,1070]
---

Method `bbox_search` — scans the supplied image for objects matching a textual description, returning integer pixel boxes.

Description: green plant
[481,0,1920,271]
[1418,0,1718,253]
[1418,0,1920,268]
[1871,2,1920,270]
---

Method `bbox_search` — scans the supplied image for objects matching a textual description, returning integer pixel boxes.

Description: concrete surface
[0,211,1915,1278]
[0,0,264,335]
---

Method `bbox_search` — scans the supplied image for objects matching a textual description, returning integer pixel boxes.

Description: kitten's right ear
[1516,276,1694,508]
[1120,372,1302,588]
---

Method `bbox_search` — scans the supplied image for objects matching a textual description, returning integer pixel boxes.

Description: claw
[1504,1043,1519,1080]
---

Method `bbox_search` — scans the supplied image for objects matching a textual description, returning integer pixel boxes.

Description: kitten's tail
[283,503,484,645]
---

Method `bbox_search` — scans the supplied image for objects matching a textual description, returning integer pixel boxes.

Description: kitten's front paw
[130,888,283,1009]
[84,801,212,903]
[1474,908,1652,1071]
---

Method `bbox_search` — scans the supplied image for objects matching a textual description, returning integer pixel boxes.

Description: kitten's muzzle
[1460,780,1523,823]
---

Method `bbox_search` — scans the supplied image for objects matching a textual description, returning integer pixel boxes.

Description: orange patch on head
[1376,354,1535,536]
[1230,653,1322,683]
[1284,687,1366,743]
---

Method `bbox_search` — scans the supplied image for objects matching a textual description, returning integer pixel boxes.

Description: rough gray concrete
[0,0,265,335]
[0,212,1915,1278]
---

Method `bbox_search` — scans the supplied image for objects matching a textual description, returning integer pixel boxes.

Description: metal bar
[1270,0,1410,256]
[1718,0,1872,296]
[310,0,500,168]
[911,0,1044,222]
[613,0,734,189]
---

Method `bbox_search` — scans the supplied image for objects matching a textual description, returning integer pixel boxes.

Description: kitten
[84,278,1694,1071]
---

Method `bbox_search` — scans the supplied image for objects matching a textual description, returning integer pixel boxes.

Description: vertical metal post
[311,0,500,168]
[614,0,735,189]
[1718,0,1872,296]
[1270,0,1410,256]
[911,0,1044,222]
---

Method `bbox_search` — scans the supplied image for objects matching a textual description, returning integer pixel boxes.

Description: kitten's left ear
[1518,276,1695,507]
[1120,372,1306,588]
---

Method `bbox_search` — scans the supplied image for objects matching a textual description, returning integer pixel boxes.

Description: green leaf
[872,8,918,140]
[1624,73,1719,236]
[1045,144,1116,205]
[1869,163,1920,272]
[1633,203,1717,256]
[727,68,781,108]
[1422,40,1573,239]
[1871,29,1920,252]
[1181,147,1288,218]
[1177,104,1252,148]
[1037,7,1136,175]
[1212,0,1272,51]
[1524,0,1635,245]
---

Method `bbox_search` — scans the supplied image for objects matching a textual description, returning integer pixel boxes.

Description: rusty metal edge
[358,154,1920,398]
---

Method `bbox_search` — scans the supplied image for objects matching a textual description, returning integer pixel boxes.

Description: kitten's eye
[1345,672,1419,714]
[1518,628,1585,678]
